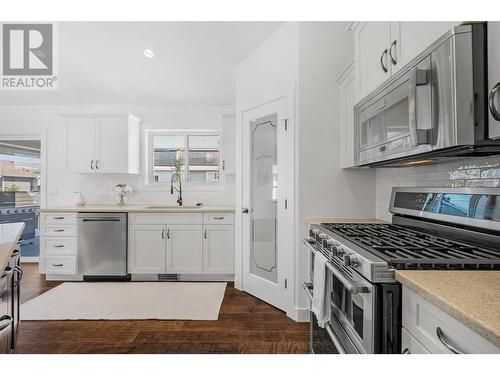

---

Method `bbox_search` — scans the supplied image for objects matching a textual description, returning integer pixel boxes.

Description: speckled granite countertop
[396,270,500,347]
[306,218,388,225]
[40,205,235,213]
[0,223,25,274]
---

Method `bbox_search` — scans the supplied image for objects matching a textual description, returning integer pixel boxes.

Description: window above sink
[146,130,222,187]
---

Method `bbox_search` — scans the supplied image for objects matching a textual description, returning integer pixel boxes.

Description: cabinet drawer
[203,213,234,225]
[41,237,77,255]
[41,212,77,225]
[402,287,500,353]
[129,213,202,225]
[41,256,77,274]
[401,327,429,354]
[40,224,77,237]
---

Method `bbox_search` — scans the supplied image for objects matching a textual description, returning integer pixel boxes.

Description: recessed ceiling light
[143,49,154,58]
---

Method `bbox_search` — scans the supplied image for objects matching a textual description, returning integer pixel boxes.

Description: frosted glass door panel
[250,114,278,283]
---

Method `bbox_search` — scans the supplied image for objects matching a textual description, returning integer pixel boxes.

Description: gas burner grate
[321,223,500,270]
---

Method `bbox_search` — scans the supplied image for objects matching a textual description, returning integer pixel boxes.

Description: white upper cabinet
[354,22,392,102]
[220,114,236,175]
[390,22,461,74]
[338,60,356,169]
[65,117,97,173]
[354,21,462,103]
[64,114,141,174]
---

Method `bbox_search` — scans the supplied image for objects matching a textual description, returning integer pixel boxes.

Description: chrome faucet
[170,173,183,206]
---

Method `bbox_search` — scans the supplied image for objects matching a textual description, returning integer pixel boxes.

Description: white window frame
[145,130,224,189]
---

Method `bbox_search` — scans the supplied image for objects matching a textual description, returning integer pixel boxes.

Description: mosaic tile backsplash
[375,155,500,221]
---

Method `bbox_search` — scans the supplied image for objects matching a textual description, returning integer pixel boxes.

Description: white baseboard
[287,306,310,322]
[21,256,39,263]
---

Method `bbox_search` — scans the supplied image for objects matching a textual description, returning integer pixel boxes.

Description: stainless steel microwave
[354,23,494,167]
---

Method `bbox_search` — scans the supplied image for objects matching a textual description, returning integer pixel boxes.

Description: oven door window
[352,296,364,339]
[330,272,365,341]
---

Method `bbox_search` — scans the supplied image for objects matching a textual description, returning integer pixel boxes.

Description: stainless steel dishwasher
[77,212,128,280]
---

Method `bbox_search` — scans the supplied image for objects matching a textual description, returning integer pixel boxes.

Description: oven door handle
[325,262,370,295]
[303,282,313,302]
[304,239,369,295]
[325,324,347,354]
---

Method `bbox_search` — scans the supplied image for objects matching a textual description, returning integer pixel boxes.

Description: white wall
[296,22,376,315]
[0,105,235,208]
[376,155,500,221]
[235,21,299,304]
[235,22,377,321]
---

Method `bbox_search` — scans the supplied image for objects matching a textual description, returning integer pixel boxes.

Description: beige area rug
[21,282,227,320]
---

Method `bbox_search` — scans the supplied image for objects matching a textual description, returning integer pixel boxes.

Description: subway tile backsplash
[375,155,500,221]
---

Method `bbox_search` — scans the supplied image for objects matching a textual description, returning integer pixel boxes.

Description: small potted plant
[114,184,132,206]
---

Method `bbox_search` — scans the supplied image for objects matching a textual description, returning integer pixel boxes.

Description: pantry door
[241,97,290,311]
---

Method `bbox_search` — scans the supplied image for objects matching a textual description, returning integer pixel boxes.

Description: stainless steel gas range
[304,187,500,354]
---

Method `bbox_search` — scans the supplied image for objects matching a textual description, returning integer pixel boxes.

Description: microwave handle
[408,67,430,147]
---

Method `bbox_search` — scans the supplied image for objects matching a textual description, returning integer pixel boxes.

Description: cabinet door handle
[161,229,165,239]
[52,263,64,267]
[489,82,500,121]
[204,229,207,239]
[96,160,99,170]
[380,49,388,73]
[436,327,463,354]
[90,160,94,170]
[54,244,65,248]
[213,216,224,220]
[389,40,397,65]
[53,229,65,232]
[166,229,170,239]
[54,216,65,220]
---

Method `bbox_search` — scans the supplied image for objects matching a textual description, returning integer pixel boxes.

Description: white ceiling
[0,22,283,106]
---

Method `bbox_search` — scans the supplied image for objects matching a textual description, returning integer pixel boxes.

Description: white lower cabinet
[128,212,234,277]
[40,256,77,274]
[402,286,500,354]
[401,327,429,354]
[39,212,79,275]
[203,225,234,274]
[166,225,203,274]
[128,225,166,274]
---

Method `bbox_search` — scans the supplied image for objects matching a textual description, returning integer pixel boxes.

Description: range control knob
[312,228,320,235]
[343,253,360,268]
[325,238,335,249]
[334,244,344,257]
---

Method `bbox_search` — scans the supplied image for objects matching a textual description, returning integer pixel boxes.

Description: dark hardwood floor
[15,263,310,354]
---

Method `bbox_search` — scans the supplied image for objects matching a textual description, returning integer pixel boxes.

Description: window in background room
[0,139,41,259]
[149,132,221,185]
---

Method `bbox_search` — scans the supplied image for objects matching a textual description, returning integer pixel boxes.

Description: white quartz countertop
[40,205,236,213]
[0,222,25,274]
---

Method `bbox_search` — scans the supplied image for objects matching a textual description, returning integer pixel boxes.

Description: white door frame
[235,90,296,318]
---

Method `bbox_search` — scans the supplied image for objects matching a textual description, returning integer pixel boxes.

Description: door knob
[242,208,249,214]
